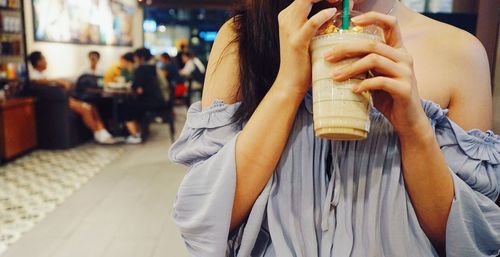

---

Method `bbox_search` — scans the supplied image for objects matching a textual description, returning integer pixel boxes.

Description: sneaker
[95,137,116,145]
[94,129,116,144]
[125,135,142,144]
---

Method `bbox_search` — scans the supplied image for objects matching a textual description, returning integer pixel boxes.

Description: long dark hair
[231,0,329,124]
[231,0,292,124]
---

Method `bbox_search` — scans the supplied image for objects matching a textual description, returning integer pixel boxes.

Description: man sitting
[80,51,105,76]
[28,51,115,144]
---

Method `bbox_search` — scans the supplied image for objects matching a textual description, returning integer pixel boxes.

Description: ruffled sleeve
[169,100,242,256]
[422,100,500,256]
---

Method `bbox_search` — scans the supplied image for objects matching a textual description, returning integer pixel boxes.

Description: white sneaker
[94,129,116,145]
[125,135,142,144]
[95,137,116,145]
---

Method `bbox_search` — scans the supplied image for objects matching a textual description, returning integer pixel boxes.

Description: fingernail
[352,85,359,92]
[351,16,362,23]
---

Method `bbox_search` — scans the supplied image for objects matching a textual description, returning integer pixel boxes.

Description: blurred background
[0,0,498,257]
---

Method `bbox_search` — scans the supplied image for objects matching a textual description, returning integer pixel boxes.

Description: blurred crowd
[27,45,205,145]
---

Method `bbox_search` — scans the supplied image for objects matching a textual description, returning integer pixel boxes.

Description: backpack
[74,74,101,101]
[191,60,205,84]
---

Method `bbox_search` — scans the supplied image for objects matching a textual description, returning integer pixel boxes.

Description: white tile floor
[2,117,190,257]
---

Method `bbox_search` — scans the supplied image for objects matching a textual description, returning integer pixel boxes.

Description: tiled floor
[2,114,190,257]
[0,145,127,253]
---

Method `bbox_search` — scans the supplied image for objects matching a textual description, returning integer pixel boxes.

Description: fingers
[300,8,337,39]
[351,11,404,48]
[324,40,407,63]
[286,0,324,22]
[353,76,408,98]
[332,53,409,81]
[281,0,339,41]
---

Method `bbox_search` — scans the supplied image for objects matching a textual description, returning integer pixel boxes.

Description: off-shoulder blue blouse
[169,94,500,257]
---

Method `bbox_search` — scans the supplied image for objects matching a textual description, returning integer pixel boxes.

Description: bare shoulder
[421,17,488,70]
[201,18,241,109]
[415,14,492,130]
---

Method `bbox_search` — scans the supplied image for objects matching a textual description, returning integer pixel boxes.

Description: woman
[103,52,135,85]
[118,48,166,144]
[170,0,500,256]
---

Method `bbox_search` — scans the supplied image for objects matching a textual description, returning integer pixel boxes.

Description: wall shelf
[0,31,22,35]
[0,0,28,97]
[0,77,25,82]
[0,6,20,11]
[0,54,22,57]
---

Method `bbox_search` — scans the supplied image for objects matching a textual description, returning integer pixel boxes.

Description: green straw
[342,0,349,30]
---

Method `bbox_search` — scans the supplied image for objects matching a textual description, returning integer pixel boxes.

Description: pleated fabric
[169,94,500,257]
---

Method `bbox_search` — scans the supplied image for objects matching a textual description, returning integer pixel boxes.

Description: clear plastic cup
[310,11,384,140]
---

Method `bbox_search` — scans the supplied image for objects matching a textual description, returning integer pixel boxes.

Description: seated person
[28,51,115,144]
[103,52,135,85]
[119,48,166,144]
[79,51,105,76]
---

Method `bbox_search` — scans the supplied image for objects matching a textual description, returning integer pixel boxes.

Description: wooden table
[0,97,37,161]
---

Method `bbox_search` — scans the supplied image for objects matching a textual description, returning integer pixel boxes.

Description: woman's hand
[326,13,455,251]
[324,12,431,140]
[277,0,337,97]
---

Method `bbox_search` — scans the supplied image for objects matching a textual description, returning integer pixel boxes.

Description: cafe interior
[0,0,498,256]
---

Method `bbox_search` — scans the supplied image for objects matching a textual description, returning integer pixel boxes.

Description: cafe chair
[28,85,92,149]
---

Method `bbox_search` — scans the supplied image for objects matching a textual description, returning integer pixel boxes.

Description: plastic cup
[310,11,384,140]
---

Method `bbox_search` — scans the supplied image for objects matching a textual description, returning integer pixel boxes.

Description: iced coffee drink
[310,12,383,140]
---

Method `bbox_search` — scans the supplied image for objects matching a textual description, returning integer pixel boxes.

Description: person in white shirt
[79,51,105,76]
[179,51,206,89]
[180,52,206,75]
[28,51,115,144]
